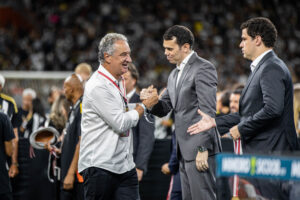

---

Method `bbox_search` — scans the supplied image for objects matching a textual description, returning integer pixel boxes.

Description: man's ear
[104,53,112,64]
[182,43,191,53]
[133,79,137,87]
[255,35,263,46]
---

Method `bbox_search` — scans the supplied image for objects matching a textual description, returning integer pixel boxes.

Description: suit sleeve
[215,112,241,135]
[195,63,218,149]
[134,114,155,174]
[150,87,173,117]
[238,64,285,139]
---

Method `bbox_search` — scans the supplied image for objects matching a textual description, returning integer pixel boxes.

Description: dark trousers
[170,172,182,200]
[81,167,139,200]
[60,181,84,200]
[290,181,300,200]
[179,156,217,200]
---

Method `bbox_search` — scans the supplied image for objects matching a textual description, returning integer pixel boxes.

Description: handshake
[140,85,160,109]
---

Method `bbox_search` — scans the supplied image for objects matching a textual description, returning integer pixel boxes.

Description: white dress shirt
[78,65,139,174]
[176,50,194,86]
[250,49,272,72]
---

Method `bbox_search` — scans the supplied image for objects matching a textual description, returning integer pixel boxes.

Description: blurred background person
[13,88,36,200]
[47,86,62,108]
[23,98,46,138]
[75,62,93,85]
[229,89,243,113]
[0,74,19,180]
[47,74,84,200]
[221,88,244,141]
[0,112,15,200]
[124,63,155,182]
[18,88,36,136]
[218,88,243,199]
[48,94,71,135]
[26,98,55,200]
[216,90,230,116]
[216,91,223,117]
[45,94,71,200]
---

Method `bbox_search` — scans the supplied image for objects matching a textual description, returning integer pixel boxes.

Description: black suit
[129,92,155,175]
[216,51,299,199]
[216,51,299,153]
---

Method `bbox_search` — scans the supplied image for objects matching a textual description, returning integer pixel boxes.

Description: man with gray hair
[78,33,157,200]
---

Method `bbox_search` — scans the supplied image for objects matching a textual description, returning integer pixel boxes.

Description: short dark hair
[240,17,277,48]
[32,98,45,118]
[221,91,231,107]
[232,89,243,95]
[163,25,194,49]
[128,63,139,84]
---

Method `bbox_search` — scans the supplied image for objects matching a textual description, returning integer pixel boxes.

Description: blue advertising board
[216,153,300,181]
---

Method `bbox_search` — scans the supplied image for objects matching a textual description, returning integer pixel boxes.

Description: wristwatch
[198,146,207,152]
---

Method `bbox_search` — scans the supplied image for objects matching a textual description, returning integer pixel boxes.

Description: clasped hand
[140,85,159,108]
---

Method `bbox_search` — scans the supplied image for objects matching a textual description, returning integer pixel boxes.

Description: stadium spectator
[0,1,299,90]
[0,74,19,179]
[0,112,15,200]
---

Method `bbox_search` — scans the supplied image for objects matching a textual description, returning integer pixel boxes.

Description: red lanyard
[97,71,127,103]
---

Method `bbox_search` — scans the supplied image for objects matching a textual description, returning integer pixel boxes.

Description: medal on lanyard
[123,96,129,112]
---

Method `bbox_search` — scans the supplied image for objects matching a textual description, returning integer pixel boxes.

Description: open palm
[187,109,216,135]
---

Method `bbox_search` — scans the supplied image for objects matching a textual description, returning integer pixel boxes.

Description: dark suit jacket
[150,52,222,161]
[130,92,155,174]
[216,51,299,153]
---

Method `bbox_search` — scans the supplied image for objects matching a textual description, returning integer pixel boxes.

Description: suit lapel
[129,92,139,103]
[239,51,275,105]
[174,53,196,107]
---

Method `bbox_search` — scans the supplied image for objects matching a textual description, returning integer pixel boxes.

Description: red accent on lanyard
[98,71,127,103]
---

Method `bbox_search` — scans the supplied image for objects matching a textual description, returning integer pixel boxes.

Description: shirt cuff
[128,110,139,127]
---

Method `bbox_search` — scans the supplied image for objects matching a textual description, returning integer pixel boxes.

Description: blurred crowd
[0,0,300,90]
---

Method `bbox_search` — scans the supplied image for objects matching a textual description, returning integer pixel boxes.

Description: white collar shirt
[250,49,272,72]
[176,51,194,86]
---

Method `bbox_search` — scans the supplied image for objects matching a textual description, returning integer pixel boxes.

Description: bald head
[75,63,92,81]
[63,74,83,103]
